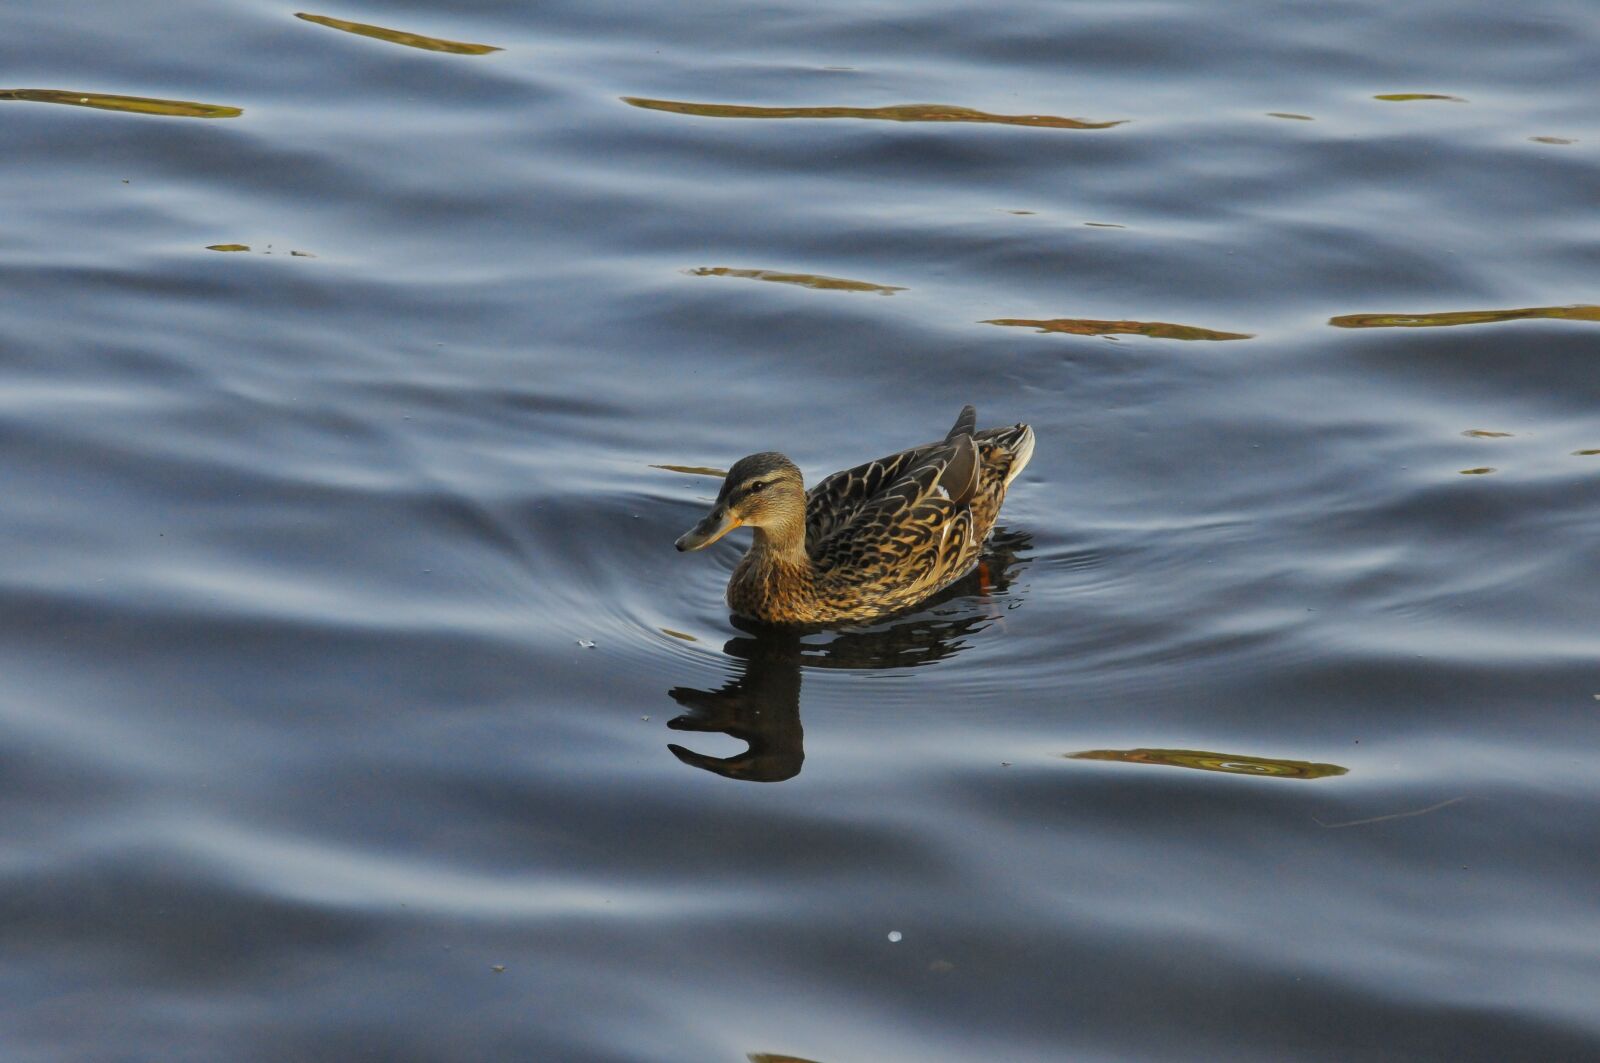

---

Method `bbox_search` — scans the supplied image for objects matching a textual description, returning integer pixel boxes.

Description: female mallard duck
[676,406,1034,624]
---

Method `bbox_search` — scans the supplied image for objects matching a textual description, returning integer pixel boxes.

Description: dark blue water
[2,2,1597,1060]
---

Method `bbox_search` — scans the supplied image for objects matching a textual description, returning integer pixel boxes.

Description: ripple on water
[687,266,906,294]
[1331,304,1600,329]
[1067,748,1350,780]
[982,317,1256,340]
[621,97,1128,129]
[1372,92,1466,102]
[294,13,503,55]
[0,88,241,118]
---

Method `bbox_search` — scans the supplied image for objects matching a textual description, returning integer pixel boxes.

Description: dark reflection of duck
[667,629,807,783]
[667,530,1031,782]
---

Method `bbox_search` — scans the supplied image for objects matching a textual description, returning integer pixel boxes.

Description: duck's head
[676,452,805,551]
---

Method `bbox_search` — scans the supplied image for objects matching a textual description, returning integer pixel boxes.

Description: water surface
[1,1,1598,1060]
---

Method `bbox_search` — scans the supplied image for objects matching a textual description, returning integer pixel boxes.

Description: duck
[675,405,1034,624]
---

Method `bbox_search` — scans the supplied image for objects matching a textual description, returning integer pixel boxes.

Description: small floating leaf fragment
[1374,93,1465,102]
[689,266,905,295]
[983,317,1253,341]
[1313,795,1465,829]
[1458,467,1496,475]
[1330,305,1600,329]
[1083,221,1125,228]
[660,628,698,642]
[206,244,251,252]
[295,12,502,54]
[289,250,316,257]
[650,464,727,478]
[490,965,506,973]
[623,97,1126,129]
[1574,449,1600,456]
[1462,429,1512,438]
[1530,136,1575,145]
[1067,748,1348,779]
[1267,112,1314,120]
[0,88,242,118]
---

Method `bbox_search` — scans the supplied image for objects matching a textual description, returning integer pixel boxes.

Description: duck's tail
[1004,424,1036,487]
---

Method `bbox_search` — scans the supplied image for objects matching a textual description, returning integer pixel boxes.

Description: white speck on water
[577,639,595,649]
[887,930,902,943]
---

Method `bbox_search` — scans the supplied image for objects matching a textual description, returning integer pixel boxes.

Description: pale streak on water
[0,1,1597,1060]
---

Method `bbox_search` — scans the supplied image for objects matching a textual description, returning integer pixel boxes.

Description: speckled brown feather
[715,409,1034,625]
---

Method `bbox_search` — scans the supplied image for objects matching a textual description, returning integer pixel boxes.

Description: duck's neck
[730,520,815,621]
[751,518,808,564]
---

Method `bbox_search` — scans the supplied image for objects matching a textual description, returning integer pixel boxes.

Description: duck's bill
[675,507,741,551]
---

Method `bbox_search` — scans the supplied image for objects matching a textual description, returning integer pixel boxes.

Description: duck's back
[800,415,1034,618]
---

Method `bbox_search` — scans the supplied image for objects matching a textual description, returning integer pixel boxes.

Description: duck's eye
[747,481,768,494]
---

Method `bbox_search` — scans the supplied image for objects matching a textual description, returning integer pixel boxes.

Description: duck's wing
[946,403,976,440]
[810,437,980,593]
[804,406,980,545]
[804,443,935,545]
